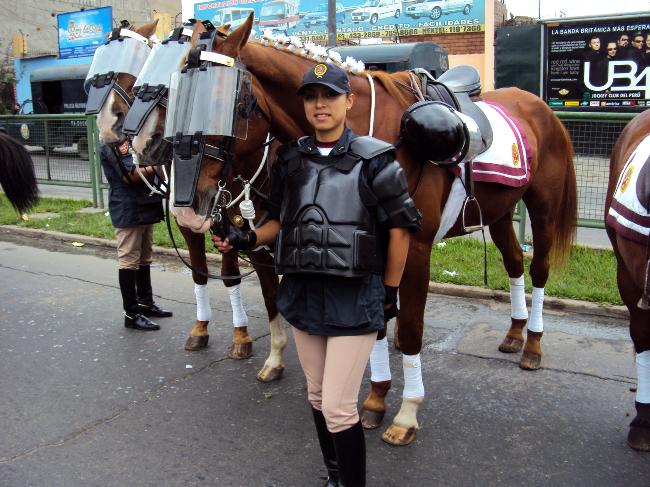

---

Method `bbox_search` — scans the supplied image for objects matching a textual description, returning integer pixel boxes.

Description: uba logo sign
[584,61,650,98]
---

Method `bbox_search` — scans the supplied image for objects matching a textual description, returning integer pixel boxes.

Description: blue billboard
[194,0,484,42]
[57,7,113,59]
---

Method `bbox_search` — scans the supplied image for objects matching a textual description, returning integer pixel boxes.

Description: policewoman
[100,140,172,331]
[213,62,420,486]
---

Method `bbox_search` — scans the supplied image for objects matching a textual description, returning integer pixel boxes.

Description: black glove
[225,226,257,252]
[384,285,399,322]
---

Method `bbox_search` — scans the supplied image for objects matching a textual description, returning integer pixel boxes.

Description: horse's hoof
[229,341,253,360]
[628,425,650,451]
[519,350,542,370]
[499,336,524,353]
[381,424,417,446]
[185,335,209,351]
[257,365,284,382]
[361,408,385,430]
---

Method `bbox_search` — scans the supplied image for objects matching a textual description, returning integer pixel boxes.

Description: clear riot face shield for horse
[165,65,252,206]
[84,26,151,115]
[123,37,193,136]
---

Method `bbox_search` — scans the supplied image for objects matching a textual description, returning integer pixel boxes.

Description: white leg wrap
[402,353,424,399]
[509,275,528,320]
[227,284,248,327]
[370,337,391,382]
[637,351,650,404]
[194,283,212,322]
[527,287,544,333]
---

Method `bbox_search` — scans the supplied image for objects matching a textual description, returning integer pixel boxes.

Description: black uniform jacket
[100,143,164,228]
[265,128,420,336]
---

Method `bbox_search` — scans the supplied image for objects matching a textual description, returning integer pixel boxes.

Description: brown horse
[605,109,650,451]
[127,22,287,382]
[189,15,577,446]
[0,131,40,213]
[91,20,285,381]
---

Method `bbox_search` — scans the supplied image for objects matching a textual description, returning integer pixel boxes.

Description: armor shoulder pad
[349,136,394,160]
[372,160,408,199]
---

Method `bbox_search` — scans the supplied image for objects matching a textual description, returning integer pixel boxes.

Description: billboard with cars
[193,0,484,42]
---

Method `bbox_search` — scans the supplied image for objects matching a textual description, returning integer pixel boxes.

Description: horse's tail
[0,131,40,213]
[548,113,577,267]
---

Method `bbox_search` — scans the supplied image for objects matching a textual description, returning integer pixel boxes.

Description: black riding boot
[119,269,160,331]
[332,422,366,487]
[312,408,339,487]
[136,265,172,317]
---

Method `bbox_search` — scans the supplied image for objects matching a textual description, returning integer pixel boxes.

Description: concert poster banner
[544,16,650,110]
[193,0,484,42]
[57,7,113,60]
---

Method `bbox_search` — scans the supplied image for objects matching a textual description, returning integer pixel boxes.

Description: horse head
[165,15,274,234]
[85,19,158,145]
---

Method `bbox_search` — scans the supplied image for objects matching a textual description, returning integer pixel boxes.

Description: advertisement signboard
[194,0,484,42]
[57,7,113,60]
[544,16,650,110]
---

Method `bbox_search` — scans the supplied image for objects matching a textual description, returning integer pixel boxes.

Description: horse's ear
[190,20,208,47]
[136,18,158,39]
[217,24,231,35]
[228,12,254,53]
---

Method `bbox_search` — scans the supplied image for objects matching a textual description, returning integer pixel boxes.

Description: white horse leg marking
[509,275,528,320]
[402,353,424,398]
[227,284,248,327]
[527,286,545,333]
[194,283,212,322]
[131,109,159,156]
[96,92,120,144]
[370,336,391,382]
[262,315,287,371]
[637,351,650,404]
[392,396,424,430]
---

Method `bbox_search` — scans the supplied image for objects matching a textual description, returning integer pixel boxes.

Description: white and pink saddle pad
[435,101,531,242]
[606,133,650,245]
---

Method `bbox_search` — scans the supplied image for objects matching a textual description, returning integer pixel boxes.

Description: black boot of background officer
[119,268,160,331]
[136,264,173,318]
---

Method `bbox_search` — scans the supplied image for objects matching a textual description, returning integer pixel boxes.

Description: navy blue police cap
[297,62,351,96]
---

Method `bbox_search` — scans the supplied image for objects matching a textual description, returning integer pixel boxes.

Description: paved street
[0,233,647,486]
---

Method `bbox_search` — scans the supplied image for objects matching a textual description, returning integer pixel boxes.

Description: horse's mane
[254,33,415,109]
[367,71,413,109]
[0,132,39,213]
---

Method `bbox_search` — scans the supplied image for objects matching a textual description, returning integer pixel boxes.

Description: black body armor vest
[275,150,382,278]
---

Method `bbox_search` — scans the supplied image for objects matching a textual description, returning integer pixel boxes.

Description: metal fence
[0,114,103,207]
[514,111,638,242]
[0,111,640,227]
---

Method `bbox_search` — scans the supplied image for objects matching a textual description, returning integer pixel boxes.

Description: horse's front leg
[614,240,650,451]
[361,325,392,429]
[250,250,286,382]
[381,241,430,446]
[181,227,212,351]
[221,251,253,359]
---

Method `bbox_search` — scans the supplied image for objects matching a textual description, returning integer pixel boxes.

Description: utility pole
[327,0,336,46]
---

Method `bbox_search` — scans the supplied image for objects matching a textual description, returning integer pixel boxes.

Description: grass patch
[0,194,216,252]
[2,195,621,304]
[431,238,621,305]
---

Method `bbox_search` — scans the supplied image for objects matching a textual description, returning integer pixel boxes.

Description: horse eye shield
[164,66,251,140]
[84,36,151,115]
[123,41,192,136]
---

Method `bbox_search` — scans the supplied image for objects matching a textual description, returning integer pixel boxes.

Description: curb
[2,225,628,321]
